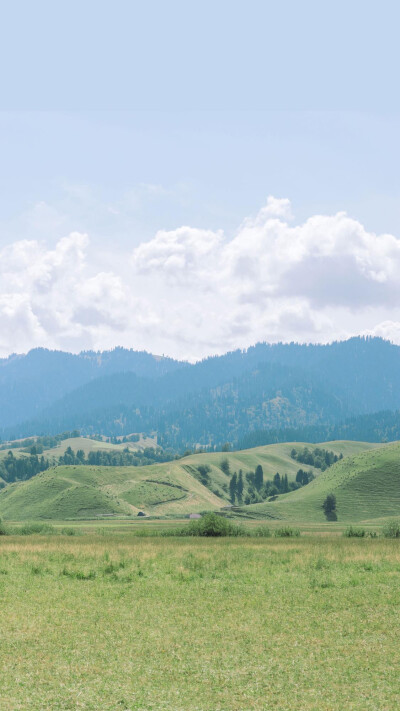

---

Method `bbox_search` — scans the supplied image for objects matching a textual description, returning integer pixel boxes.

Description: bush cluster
[17,523,56,535]
[290,446,342,470]
[344,526,366,538]
[273,526,300,538]
[382,521,400,538]
[177,514,302,538]
[0,519,79,536]
[179,513,246,537]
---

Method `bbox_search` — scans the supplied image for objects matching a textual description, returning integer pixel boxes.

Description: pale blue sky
[1,1,400,358]
[1,0,399,111]
[1,0,400,241]
[1,110,400,246]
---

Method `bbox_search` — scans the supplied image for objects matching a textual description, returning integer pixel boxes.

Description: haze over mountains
[3,336,400,448]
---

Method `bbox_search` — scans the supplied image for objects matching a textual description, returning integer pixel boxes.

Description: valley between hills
[0,436,391,524]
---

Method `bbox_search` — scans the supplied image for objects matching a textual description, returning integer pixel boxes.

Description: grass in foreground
[1,535,400,710]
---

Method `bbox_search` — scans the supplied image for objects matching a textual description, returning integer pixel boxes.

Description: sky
[1,1,400,360]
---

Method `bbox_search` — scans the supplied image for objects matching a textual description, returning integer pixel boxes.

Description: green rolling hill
[0,463,222,520]
[0,440,379,520]
[0,434,162,487]
[241,440,400,524]
[0,434,157,460]
[43,434,157,458]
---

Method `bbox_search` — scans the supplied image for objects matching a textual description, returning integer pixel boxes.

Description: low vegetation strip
[146,514,299,538]
[1,535,400,710]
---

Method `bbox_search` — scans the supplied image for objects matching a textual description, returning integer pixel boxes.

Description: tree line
[290,446,342,470]
[58,446,174,467]
[222,462,314,505]
[0,451,51,485]
[0,430,80,453]
[0,443,175,486]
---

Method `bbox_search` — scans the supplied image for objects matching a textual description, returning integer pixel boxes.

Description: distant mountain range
[2,337,400,448]
[0,347,183,431]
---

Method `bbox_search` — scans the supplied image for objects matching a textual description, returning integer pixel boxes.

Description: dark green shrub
[344,526,366,538]
[274,526,300,538]
[252,526,271,537]
[0,517,8,536]
[220,459,231,476]
[383,521,400,538]
[181,512,245,537]
[325,510,338,521]
[323,494,337,520]
[18,523,56,535]
[60,527,78,536]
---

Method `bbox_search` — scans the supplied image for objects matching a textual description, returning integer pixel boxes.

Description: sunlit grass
[1,534,400,710]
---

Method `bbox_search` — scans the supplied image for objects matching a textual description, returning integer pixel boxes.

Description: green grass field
[1,533,400,710]
[2,438,399,710]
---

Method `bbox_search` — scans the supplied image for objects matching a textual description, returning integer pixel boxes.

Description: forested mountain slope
[3,337,400,449]
[238,410,400,449]
[0,347,184,429]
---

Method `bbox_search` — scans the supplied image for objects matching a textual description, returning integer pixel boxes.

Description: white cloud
[241,195,294,225]
[363,320,400,343]
[2,197,400,359]
[132,226,223,286]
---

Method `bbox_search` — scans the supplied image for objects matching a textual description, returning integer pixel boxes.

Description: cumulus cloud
[2,197,400,359]
[132,226,223,286]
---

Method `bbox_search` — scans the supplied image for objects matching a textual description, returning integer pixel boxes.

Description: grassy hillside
[0,439,378,520]
[44,435,157,459]
[0,434,157,459]
[242,441,400,523]
[181,440,378,492]
[0,463,223,520]
[0,435,159,485]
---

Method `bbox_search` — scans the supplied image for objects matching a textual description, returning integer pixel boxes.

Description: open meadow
[1,532,400,710]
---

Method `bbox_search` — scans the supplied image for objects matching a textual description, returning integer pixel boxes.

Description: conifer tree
[229,472,238,503]
[273,472,281,490]
[255,464,264,490]
[237,470,244,501]
[323,493,337,520]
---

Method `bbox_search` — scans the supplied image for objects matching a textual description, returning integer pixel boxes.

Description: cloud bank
[1,197,400,359]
